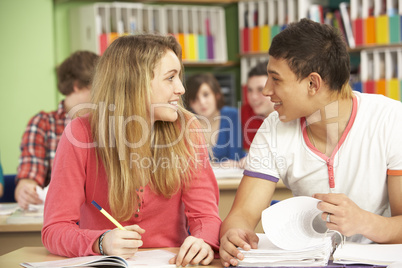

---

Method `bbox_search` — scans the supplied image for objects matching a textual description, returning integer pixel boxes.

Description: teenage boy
[220,18,402,267]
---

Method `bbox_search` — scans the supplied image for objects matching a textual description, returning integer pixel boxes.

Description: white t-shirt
[244,92,402,243]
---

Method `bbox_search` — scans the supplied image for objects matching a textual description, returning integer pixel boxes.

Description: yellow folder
[388,79,400,101]
[188,33,198,60]
[376,15,389,44]
[260,25,270,52]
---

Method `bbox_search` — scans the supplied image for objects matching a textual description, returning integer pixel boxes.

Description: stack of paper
[239,233,333,267]
[238,196,336,267]
[333,242,402,266]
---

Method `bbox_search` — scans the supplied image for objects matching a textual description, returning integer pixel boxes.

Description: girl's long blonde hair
[90,34,201,221]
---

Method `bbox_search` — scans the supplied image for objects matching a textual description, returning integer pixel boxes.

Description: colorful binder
[364,80,376,94]
[270,25,280,42]
[260,25,270,52]
[376,79,386,95]
[364,16,376,44]
[389,15,400,44]
[376,15,389,44]
[353,18,364,46]
[388,79,400,100]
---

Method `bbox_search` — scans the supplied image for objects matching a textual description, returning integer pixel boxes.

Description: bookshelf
[69,2,228,63]
[56,0,241,102]
[237,0,402,103]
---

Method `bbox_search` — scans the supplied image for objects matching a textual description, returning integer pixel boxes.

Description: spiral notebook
[238,196,343,267]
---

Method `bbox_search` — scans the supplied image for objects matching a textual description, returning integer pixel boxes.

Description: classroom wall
[0,0,57,174]
[0,0,240,174]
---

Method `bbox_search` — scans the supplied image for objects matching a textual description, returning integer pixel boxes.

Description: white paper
[262,196,326,250]
[27,185,48,212]
[20,249,176,268]
[333,242,402,265]
[238,196,333,267]
[126,249,176,267]
[212,167,243,179]
[0,203,19,215]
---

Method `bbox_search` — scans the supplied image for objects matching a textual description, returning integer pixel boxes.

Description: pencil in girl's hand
[91,200,126,230]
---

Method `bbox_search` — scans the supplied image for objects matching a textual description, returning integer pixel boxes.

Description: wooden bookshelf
[348,44,402,53]
[184,60,239,67]
[56,0,239,3]
[141,0,239,3]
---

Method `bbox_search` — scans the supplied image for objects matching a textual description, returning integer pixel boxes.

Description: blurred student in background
[0,159,4,198]
[184,73,246,168]
[241,61,274,150]
[14,51,99,209]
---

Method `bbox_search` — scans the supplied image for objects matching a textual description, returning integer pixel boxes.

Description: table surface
[0,246,223,267]
[0,246,388,268]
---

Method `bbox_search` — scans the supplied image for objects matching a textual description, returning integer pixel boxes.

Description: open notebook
[333,242,402,266]
[20,249,176,268]
[238,196,342,267]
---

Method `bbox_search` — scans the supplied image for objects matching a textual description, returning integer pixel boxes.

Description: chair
[0,174,17,203]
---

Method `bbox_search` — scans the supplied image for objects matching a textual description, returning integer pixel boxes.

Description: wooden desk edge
[0,247,223,267]
[217,177,287,190]
[0,223,43,232]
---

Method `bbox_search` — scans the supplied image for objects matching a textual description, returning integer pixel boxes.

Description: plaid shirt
[16,101,69,187]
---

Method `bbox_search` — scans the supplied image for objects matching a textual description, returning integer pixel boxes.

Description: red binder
[241,28,250,53]
[353,18,364,46]
[363,80,376,94]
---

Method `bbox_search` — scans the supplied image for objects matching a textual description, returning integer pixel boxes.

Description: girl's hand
[101,225,145,259]
[169,236,214,266]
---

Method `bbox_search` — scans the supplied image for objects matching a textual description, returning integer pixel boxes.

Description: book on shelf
[20,249,176,268]
[237,196,342,267]
[339,2,356,48]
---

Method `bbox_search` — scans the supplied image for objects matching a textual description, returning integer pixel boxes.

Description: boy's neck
[306,96,353,156]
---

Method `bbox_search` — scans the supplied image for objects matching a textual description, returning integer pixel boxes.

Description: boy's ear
[73,80,84,93]
[307,72,322,95]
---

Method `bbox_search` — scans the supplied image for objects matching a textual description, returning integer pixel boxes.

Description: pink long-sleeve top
[42,116,221,257]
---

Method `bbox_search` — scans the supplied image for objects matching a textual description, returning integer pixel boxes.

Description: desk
[0,246,223,267]
[0,247,387,268]
[217,178,293,233]
[0,177,292,256]
[0,213,43,256]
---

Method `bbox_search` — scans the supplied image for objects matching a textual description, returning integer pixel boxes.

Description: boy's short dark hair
[248,61,268,79]
[269,18,350,92]
[57,51,99,96]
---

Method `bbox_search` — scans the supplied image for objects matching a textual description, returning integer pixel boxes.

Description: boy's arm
[219,175,276,267]
[366,174,402,243]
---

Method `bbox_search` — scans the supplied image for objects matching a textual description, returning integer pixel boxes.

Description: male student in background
[241,61,274,150]
[220,18,402,267]
[15,51,99,209]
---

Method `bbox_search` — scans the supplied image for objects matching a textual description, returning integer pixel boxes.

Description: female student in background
[42,34,221,267]
[241,61,274,150]
[184,73,246,168]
